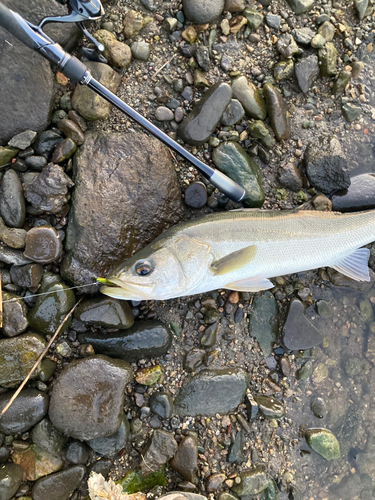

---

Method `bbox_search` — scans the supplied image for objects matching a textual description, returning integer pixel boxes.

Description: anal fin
[211,245,257,276]
[224,276,274,292]
[332,247,370,282]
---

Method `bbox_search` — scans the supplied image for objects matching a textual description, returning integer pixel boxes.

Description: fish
[98,209,375,301]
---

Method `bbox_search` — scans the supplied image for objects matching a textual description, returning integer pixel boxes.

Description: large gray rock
[61,131,184,288]
[183,0,225,24]
[0,0,80,144]
[284,0,315,15]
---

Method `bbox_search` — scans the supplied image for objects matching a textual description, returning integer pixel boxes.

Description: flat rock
[305,428,340,460]
[263,83,291,141]
[178,82,232,146]
[170,436,198,482]
[49,355,132,440]
[212,142,265,207]
[12,444,63,481]
[284,0,315,14]
[78,320,173,362]
[61,131,183,289]
[8,130,37,150]
[0,389,49,434]
[174,368,249,416]
[221,99,245,126]
[149,391,174,419]
[253,394,285,418]
[0,217,26,249]
[231,468,269,497]
[74,297,134,329]
[141,430,178,476]
[32,466,86,500]
[231,76,267,120]
[2,291,29,337]
[87,413,130,457]
[249,292,278,357]
[0,169,25,228]
[295,55,320,93]
[283,299,322,350]
[24,226,63,264]
[0,463,23,500]
[292,27,315,44]
[331,174,375,212]
[0,245,32,266]
[183,0,224,24]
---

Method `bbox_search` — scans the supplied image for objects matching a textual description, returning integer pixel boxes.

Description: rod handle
[0,3,39,50]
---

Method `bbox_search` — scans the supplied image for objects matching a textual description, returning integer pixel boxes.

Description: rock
[131,41,150,61]
[305,428,340,460]
[283,299,322,350]
[178,82,232,146]
[155,107,174,121]
[149,391,174,419]
[316,300,332,317]
[10,263,43,290]
[0,245,32,266]
[284,0,314,15]
[57,119,84,146]
[296,360,313,381]
[174,368,249,416]
[93,30,132,68]
[0,217,26,249]
[184,182,207,208]
[32,466,86,500]
[61,131,183,288]
[327,267,375,291]
[292,27,315,45]
[123,10,144,38]
[196,46,210,72]
[0,169,25,228]
[24,163,74,213]
[87,413,130,457]
[318,21,335,42]
[141,430,177,476]
[276,34,299,58]
[78,320,173,362]
[344,356,363,377]
[194,70,209,89]
[8,130,37,150]
[0,334,46,386]
[31,419,67,457]
[304,136,350,194]
[253,395,285,419]
[331,174,375,212]
[263,83,291,141]
[164,18,178,32]
[51,138,77,163]
[135,365,162,385]
[318,42,337,77]
[266,14,281,29]
[24,226,62,264]
[74,297,133,329]
[355,0,369,19]
[65,441,90,464]
[311,397,327,418]
[295,55,320,93]
[249,292,278,357]
[342,103,361,122]
[332,70,351,95]
[184,348,205,372]
[310,34,326,48]
[225,0,246,12]
[33,130,63,158]
[0,147,18,167]
[72,62,121,121]
[25,156,48,171]
[49,355,132,440]
[12,444,64,481]
[170,436,198,482]
[243,8,263,30]
[182,26,197,43]
[182,0,224,24]
[278,163,303,191]
[221,99,245,126]
[0,389,49,434]
[228,429,246,462]
[2,292,29,338]
[248,121,275,149]
[231,76,267,120]
[212,142,265,208]
[274,59,294,82]
[0,463,23,500]
[232,469,269,496]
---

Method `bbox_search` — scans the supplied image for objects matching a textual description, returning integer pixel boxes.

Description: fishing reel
[39,0,107,62]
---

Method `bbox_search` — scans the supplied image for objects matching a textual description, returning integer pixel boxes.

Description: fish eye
[135,260,153,276]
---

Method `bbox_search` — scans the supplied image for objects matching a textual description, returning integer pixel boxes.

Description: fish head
[99,234,212,301]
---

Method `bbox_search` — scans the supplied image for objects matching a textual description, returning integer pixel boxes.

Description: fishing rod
[0,0,246,202]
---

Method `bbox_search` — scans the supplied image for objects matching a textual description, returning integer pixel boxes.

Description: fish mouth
[97,277,155,300]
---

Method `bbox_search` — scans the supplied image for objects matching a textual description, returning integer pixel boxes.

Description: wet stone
[243,8,263,30]
[0,389,49,434]
[0,169,25,229]
[228,429,246,462]
[141,430,177,476]
[221,99,245,126]
[31,419,67,457]
[332,70,351,95]
[49,355,132,440]
[232,468,269,497]
[149,391,174,419]
[57,119,84,145]
[24,226,62,264]
[8,130,37,150]
[207,473,225,492]
[2,292,29,338]
[12,444,63,481]
[295,55,319,93]
[292,27,315,45]
[0,334,46,386]
[278,163,303,192]
[174,368,249,416]
[284,0,314,14]
[33,130,63,157]
[283,299,322,350]
[51,138,77,163]
[65,441,90,465]
[280,356,291,377]
[74,297,134,330]
[212,142,265,207]
[318,42,337,77]
[178,82,232,146]
[0,463,23,500]
[183,0,224,24]
[184,348,205,372]
[305,428,340,460]
[249,292,278,357]
[263,83,291,141]
[296,360,313,381]
[316,300,332,317]
[342,103,361,122]
[331,174,375,213]
[78,320,172,362]
[25,156,48,171]
[253,395,285,419]
[200,322,219,348]
[232,76,267,120]
[10,263,43,291]
[0,147,18,167]
[87,413,130,457]
[184,182,207,209]
[31,465,86,500]
[277,34,299,58]
[311,397,327,418]
[0,246,32,266]
[39,359,57,383]
[170,436,198,482]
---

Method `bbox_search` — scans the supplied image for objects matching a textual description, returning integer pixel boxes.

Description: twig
[0,297,83,418]
[151,54,176,81]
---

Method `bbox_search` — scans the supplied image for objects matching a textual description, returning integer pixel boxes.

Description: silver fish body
[100,209,375,301]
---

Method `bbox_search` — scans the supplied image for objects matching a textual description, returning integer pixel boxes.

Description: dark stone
[263,83,291,141]
[295,55,320,93]
[57,119,85,145]
[2,292,29,337]
[174,368,249,416]
[65,441,90,464]
[184,182,207,209]
[0,389,49,434]
[141,430,177,476]
[10,263,43,291]
[249,291,278,357]
[0,463,23,500]
[232,468,268,496]
[228,429,246,462]
[31,418,67,456]
[51,138,77,164]
[0,245,32,266]
[311,397,327,418]
[149,391,174,419]
[184,348,205,372]
[170,436,198,482]
[78,320,173,362]
[292,27,315,45]
[196,46,210,72]
[0,333,45,384]
[61,131,184,289]
[200,322,219,348]
[87,413,130,457]
[253,395,285,419]
[33,131,63,157]
[304,136,350,195]
[278,163,303,191]
[32,466,86,500]
[221,99,245,126]
[178,82,232,146]
[74,297,134,330]
[49,355,132,440]
[283,299,322,350]
[331,174,375,212]
[24,226,63,263]
[25,156,48,171]
[0,169,25,228]
[183,0,224,24]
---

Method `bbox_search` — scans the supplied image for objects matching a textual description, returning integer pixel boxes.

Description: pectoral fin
[224,276,274,292]
[211,245,257,276]
[332,248,370,281]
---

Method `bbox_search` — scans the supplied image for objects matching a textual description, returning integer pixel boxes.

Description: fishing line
[1,282,100,304]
